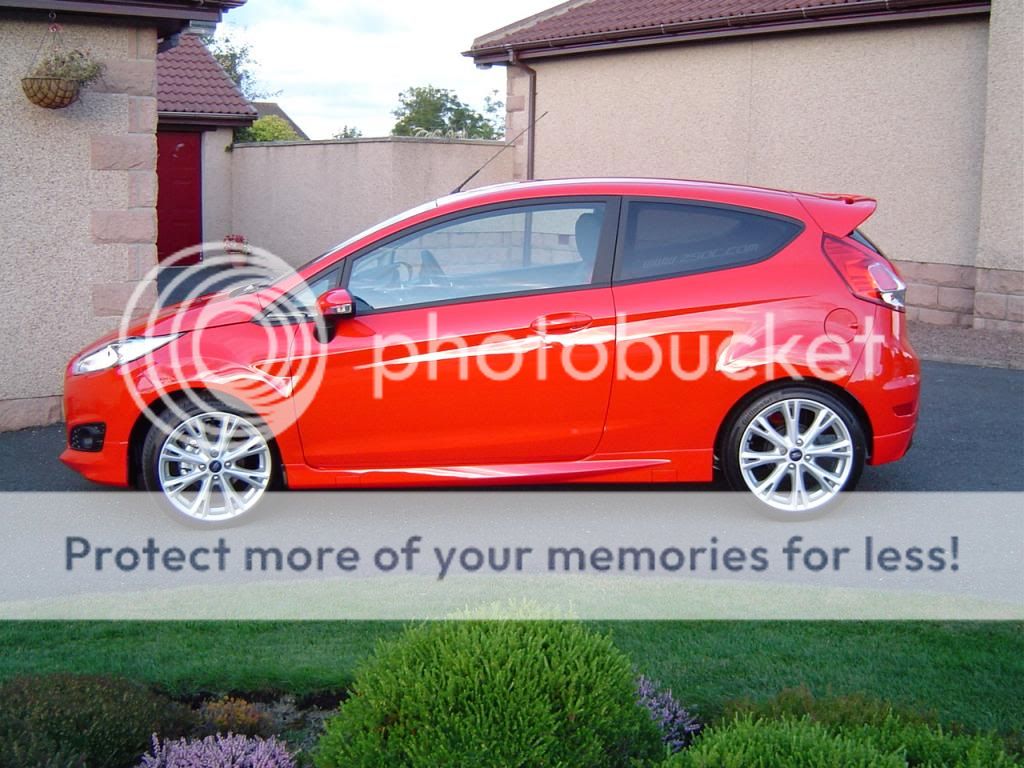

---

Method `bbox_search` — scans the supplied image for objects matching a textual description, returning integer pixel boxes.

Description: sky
[217,0,557,139]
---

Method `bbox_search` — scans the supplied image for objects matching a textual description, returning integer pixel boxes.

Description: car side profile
[61,178,919,525]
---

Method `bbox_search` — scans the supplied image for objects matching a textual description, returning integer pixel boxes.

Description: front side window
[617,201,802,282]
[347,202,606,311]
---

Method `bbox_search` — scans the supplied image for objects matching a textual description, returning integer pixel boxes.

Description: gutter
[466,1,990,63]
[158,111,257,129]
[0,0,239,23]
[508,51,537,181]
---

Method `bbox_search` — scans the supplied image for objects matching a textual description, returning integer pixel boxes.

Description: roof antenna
[450,110,548,195]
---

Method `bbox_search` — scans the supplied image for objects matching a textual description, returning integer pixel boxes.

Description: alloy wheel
[157,411,271,522]
[737,397,854,513]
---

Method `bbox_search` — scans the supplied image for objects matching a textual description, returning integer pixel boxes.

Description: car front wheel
[141,401,276,527]
[722,387,866,517]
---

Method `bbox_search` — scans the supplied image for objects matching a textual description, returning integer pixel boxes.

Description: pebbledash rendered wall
[505,7,1023,331]
[0,15,158,431]
[228,137,514,266]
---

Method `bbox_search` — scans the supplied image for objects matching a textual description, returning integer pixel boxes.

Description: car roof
[439,177,800,209]
[309,177,871,272]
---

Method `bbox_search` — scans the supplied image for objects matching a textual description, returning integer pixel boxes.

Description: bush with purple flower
[137,734,295,768]
[636,675,703,753]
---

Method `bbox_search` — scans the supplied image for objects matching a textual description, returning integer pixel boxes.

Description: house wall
[973,0,1024,330]
[0,14,158,431]
[229,137,514,266]
[506,10,1022,329]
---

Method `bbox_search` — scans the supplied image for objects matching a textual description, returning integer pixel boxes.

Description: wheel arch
[127,387,286,489]
[713,377,874,470]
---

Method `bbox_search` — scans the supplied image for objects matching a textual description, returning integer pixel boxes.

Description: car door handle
[530,312,593,334]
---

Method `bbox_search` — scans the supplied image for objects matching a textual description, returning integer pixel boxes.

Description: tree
[202,34,277,100]
[483,89,505,138]
[235,115,300,143]
[333,125,363,139]
[391,85,498,139]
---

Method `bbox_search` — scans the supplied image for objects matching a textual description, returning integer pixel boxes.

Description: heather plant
[138,734,295,768]
[255,696,332,762]
[0,674,193,768]
[636,675,702,752]
[199,696,274,737]
[314,620,662,767]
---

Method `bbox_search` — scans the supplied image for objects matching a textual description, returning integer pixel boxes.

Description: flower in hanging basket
[223,234,250,266]
[22,49,104,109]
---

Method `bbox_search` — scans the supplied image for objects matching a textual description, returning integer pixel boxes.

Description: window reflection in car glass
[348,203,605,310]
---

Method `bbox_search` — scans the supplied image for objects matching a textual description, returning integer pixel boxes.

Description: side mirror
[317,288,355,319]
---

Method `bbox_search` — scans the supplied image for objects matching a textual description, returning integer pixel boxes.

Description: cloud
[219,0,555,138]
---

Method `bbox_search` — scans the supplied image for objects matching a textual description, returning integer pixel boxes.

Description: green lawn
[1,621,1020,735]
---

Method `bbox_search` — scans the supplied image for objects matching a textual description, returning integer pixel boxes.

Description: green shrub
[838,715,1021,767]
[722,685,937,730]
[314,621,662,767]
[236,115,300,143]
[663,715,905,767]
[0,674,194,768]
[197,696,273,737]
[0,710,85,768]
[721,687,1020,766]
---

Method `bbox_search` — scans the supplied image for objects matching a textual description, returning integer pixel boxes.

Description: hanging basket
[20,21,102,110]
[21,76,81,109]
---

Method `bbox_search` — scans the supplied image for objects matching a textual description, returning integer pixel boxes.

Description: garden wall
[228,137,514,267]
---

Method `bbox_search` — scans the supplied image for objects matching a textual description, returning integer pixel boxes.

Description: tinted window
[347,203,606,310]
[617,201,801,282]
[850,229,882,254]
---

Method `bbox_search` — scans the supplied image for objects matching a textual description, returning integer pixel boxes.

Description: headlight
[72,334,182,375]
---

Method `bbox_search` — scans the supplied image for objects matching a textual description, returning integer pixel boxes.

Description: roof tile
[157,33,257,116]
[471,0,982,52]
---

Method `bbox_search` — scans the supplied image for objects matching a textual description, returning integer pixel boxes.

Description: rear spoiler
[796,193,877,237]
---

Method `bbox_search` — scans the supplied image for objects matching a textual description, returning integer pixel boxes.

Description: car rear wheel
[722,387,865,517]
[141,401,276,527]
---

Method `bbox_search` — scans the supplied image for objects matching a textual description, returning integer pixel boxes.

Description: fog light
[69,423,106,452]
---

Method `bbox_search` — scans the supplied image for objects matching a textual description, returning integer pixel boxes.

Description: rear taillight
[822,235,906,312]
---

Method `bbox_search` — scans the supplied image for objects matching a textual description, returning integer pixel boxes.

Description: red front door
[157,131,203,265]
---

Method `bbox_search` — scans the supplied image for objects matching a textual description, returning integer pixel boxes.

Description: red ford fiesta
[61,178,919,525]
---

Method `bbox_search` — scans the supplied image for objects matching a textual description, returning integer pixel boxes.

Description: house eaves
[466,0,991,64]
[0,0,245,35]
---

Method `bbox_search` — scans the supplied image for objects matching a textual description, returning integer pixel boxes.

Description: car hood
[76,289,267,354]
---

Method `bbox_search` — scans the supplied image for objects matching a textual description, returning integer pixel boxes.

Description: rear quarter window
[617,201,802,282]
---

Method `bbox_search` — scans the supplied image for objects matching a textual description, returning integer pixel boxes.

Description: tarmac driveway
[0,361,1020,493]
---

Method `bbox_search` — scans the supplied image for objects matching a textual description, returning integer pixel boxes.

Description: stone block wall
[0,16,158,431]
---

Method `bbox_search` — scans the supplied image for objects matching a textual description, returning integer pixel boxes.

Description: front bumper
[59,365,139,487]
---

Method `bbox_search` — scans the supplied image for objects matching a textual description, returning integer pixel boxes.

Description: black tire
[140,397,278,528]
[721,386,866,519]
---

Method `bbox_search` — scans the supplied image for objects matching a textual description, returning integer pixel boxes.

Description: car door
[292,198,620,469]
